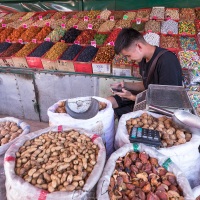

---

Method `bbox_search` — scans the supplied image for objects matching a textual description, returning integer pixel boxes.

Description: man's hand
[110,81,124,90]
[115,88,136,101]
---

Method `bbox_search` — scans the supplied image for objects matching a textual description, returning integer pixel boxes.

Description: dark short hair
[114,28,145,54]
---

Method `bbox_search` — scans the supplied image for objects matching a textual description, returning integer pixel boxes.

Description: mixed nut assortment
[55,100,107,113]
[126,113,192,147]
[0,121,23,145]
[160,35,179,49]
[145,20,161,33]
[93,46,115,63]
[150,7,165,20]
[108,151,184,199]
[15,130,99,192]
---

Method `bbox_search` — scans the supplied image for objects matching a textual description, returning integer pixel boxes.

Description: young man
[108,28,183,118]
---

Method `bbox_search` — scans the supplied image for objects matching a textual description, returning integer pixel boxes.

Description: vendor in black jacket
[108,28,183,118]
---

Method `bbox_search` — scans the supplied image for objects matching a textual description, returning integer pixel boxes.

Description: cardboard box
[41,58,58,70]
[12,56,29,68]
[57,59,75,72]
[0,57,14,67]
[26,56,44,69]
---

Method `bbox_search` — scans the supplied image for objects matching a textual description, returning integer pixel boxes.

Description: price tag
[84,16,89,21]
[110,16,114,21]
[88,24,93,29]
[46,22,50,27]
[123,15,128,20]
[18,39,23,44]
[152,16,158,20]
[74,40,80,45]
[109,41,115,46]
[5,39,10,43]
[32,39,37,43]
[19,17,23,21]
[92,63,111,74]
[23,24,27,28]
[136,18,141,24]
[73,25,78,29]
[45,37,51,42]
[166,16,171,20]
[39,15,43,20]
[62,16,66,20]
[167,31,173,35]
[61,24,66,29]
[73,15,77,18]
[97,15,101,19]
[2,24,6,28]
[91,40,96,47]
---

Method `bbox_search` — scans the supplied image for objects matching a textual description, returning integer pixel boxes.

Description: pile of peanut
[126,113,192,147]
[0,121,23,145]
[15,130,99,192]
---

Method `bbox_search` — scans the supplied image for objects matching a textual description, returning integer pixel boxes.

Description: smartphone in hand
[111,87,123,93]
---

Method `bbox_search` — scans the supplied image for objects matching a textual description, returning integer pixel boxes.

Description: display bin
[160,34,180,51]
[136,8,151,21]
[41,57,58,70]
[26,56,43,69]
[12,56,29,68]
[92,62,112,74]
[164,8,180,21]
[112,63,133,77]
[74,61,93,74]
[0,57,14,67]
[57,59,75,72]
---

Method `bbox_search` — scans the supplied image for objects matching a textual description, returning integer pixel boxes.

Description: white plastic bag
[114,110,200,183]
[4,126,106,200]
[193,185,200,198]
[0,155,6,200]
[97,143,195,200]
[47,96,115,158]
[0,117,30,155]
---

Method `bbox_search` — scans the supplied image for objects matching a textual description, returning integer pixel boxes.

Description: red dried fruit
[156,183,168,192]
[130,152,138,161]
[135,161,143,169]
[166,172,177,185]
[126,183,135,190]
[142,163,152,174]
[130,165,139,173]
[162,179,171,186]
[124,155,132,168]
[157,167,167,176]
[138,190,146,200]
[116,176,123,186]
[128,190,136,198]
[147,192,160,200]
[155,191,168,200]
[139,152,149,163]
[149,157,158,167]
[169,185,179,193]
[142,182,151,193]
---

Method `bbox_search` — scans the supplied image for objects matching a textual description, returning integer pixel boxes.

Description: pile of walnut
[109,152,184,200]
[0,121,23,145]
[55,100,107,113]
[15,130,99,193]
[126,113,192,147]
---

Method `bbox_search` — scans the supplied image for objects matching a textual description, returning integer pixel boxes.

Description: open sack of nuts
[4,126,106,200]
[114,110,200,183]
[97,143,194,200]
[47,97,115,158]
[0,117,30,155]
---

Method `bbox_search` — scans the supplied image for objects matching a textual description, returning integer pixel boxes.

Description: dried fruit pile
[61,28,82,43]
[126,113,192,147]
[60,44,83,60]
[15,130,99,192]
[0,42,12,54]
[15,43,39,57]
[1,43,24,57]
[0,121,23,145]
[76,46,98,62]
[109,151,184,199]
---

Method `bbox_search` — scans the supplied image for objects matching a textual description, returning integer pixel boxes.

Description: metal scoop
[148,105,200,133]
